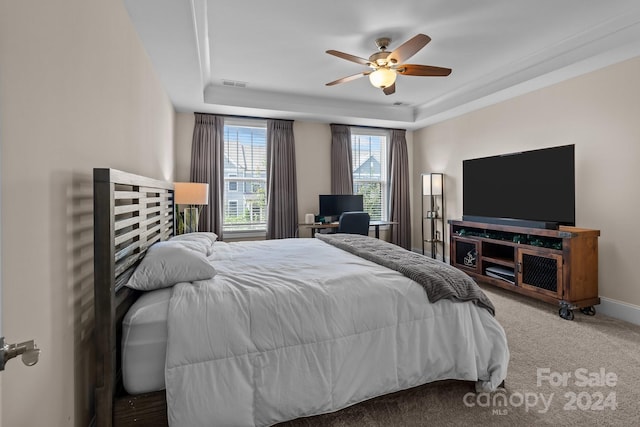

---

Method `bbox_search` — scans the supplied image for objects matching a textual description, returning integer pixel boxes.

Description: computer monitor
[318,194,364,218]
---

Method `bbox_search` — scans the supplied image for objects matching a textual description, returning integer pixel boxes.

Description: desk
[299,220,398,239]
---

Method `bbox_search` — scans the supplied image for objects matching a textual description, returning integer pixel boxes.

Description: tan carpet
[278,285,640,426]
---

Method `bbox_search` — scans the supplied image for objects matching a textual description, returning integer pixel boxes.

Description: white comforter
[165,238,509,426]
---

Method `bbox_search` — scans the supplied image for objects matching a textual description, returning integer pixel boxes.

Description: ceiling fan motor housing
[369,51,390,66]
[371,38,397,65]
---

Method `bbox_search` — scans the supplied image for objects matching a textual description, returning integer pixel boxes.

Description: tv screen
[319,194,364,217]
[463,145,575,227]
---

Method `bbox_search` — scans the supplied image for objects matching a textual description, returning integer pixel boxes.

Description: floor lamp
[421,173,445,261]
[174,182,209,233]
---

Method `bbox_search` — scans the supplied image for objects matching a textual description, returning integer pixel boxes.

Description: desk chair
[337,211,370,236]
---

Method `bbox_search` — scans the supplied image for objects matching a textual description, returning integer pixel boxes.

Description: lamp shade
[369,68,397,88]
[422,173,443,196]
[174,182,209,205]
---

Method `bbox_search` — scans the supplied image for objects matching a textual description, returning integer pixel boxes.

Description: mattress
[121,287,172,394]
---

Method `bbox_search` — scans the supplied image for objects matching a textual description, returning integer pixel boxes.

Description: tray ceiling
[124,0,640,129]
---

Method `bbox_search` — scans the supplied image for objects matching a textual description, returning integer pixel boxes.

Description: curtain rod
[195,112,294,122]
[330,123,406,132]
[194,112,402,129]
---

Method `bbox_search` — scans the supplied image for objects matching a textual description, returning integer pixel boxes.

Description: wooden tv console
[448,220,600,320]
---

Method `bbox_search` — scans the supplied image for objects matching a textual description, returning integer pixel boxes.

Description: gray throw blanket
[316,234,495,316]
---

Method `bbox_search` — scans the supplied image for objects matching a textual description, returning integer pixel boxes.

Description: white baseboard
[597,297,640,326]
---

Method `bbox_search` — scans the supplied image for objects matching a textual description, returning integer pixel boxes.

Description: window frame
[350,127,389,222]
[223,118,268,237]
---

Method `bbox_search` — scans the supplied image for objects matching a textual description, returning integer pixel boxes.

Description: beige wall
[413,56,640,307]
[0,1,175,426]
[175,113,196,182]
[293,121,332,237]
[174,116,414,242]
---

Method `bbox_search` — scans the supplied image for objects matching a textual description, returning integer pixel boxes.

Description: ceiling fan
[326,34,451,95]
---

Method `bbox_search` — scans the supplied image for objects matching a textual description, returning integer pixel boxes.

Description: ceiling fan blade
[326,72,369,86]
[383,83,396,95]
[398,64,452,76]
[387,34,431,65]
[326,50,371,66]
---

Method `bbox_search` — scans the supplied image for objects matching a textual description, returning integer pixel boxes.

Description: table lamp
[174,182,209,233]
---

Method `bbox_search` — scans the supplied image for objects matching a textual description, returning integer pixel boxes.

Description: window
[227,200,238,217]
[228,175,238,192]
[351,128,388,221]
[223,119,267,234]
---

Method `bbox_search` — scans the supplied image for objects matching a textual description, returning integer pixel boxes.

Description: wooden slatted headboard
[93,168,174,427]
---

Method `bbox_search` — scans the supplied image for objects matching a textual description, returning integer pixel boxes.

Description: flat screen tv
[319,194,364,218]
[462,144,575,228]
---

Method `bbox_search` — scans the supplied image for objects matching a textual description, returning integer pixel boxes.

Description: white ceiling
[124,0,640,130]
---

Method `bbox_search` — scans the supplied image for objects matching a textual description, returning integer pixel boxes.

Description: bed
[93,168,509,427]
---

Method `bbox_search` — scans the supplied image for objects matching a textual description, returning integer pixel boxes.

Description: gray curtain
[330,124,353,194]
[389,129,411,249]
[190,113,224,239]
[266,119,298,239]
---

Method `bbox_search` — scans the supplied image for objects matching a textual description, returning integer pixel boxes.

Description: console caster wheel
[580,306,596,316]
[559,306,574,321]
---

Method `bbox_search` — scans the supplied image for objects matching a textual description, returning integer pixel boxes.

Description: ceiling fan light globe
[369,68,397,88]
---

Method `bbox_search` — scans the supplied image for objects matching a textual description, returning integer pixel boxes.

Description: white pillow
[171,232,218,245]
[170,232,218,256]
[126,241,216,291]
[166,237,211,255]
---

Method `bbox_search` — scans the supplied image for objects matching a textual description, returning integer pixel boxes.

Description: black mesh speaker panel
[522,253,558,292]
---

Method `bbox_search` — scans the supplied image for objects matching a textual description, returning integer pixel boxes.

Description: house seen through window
[351,128,388,221]
[223,119,268,233]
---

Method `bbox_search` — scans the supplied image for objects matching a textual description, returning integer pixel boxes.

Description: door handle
[0,337,41,370]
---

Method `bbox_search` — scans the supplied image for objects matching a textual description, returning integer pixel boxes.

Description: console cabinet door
[517,248,563,298]
[451,237,480,274]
